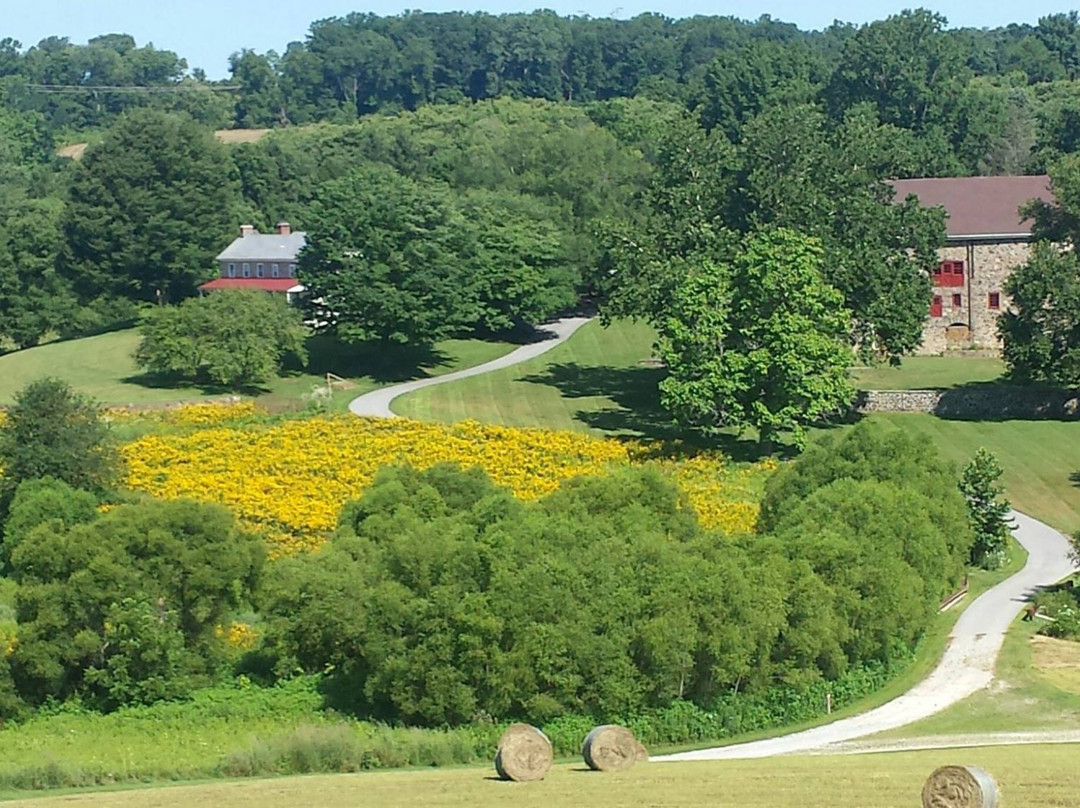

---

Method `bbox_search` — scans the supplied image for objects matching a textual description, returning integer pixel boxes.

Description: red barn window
[933,260,965,287]
[930,295,943,317]
[988,292,1001,310]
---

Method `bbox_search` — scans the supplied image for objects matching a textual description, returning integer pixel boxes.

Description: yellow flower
[120,416,771,556]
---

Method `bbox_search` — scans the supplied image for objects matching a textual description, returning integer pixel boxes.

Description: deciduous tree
[657,228,855,449]
[61,110,240,306]
[959,448,1013,569]
[135,289,308,389]
[0,378,119,505]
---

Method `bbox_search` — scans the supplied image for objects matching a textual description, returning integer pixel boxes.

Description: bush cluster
[259,420,972,727]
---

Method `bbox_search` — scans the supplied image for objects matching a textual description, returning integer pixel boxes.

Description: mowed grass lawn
[7,745,1079,808]
[395,320,665,435]
[867,413,1080,535]
[0,330,514,410]
[852,355,1006,389]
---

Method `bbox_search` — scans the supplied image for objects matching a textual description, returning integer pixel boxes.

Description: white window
[271,263,279,278]
[242,262,250,278]
[289,263,297,278]
[227,263,235,278]
[256,263,264,278]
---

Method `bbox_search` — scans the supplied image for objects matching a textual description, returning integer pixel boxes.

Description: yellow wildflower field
[121,415,774,556]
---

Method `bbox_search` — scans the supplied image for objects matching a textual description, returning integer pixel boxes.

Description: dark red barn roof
[198,278,300,293]
[891,175,1054,240]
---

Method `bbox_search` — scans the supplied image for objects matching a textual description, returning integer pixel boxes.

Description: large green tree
[135,289,308,388]
[298,163,578,345]
[657,228,854,449]
[1000,155,1080,385]
[297,164,480,346]
[0,197,75,349]
[61,110,240,305]
[736,103,945,359]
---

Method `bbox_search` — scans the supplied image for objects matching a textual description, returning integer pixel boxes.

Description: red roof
[891,175,1053,240]
[198,278,300,293]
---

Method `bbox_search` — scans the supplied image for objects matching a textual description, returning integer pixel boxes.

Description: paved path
[348,317,592,418]
[654,510,1078,761]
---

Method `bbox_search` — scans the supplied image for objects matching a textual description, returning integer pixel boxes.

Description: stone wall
[857,387,1080,419]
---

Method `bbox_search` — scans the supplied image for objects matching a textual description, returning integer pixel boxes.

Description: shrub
[8,498,264,709]
[135,290,308,388]
[0,378,120,507]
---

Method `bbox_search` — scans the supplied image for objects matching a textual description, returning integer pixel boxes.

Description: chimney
[276,221,292,235]
[240,224,256,238]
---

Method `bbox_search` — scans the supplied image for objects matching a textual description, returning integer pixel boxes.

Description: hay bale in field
[494,724,553,782]
[922,765,999,808]
[582,725,643,772]
[635,740,649,762]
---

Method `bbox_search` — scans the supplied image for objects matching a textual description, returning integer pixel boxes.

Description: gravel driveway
[654,510,1078,761]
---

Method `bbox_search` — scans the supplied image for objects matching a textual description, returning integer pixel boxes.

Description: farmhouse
[198,222,307,303]
[892,175,1054,355]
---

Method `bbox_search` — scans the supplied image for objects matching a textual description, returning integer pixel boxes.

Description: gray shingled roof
[891,175,1053,240]
[216,232,307,262]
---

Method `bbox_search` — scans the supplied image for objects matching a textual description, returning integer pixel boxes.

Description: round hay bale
[634,740,649,762]
[922,765,999,808]
[582,725,641,772]
[494,724,553,782]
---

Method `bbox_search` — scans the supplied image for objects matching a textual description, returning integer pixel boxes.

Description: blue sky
[6,1,1076,78]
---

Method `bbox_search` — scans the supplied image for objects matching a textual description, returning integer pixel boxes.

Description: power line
[25,83,240,94]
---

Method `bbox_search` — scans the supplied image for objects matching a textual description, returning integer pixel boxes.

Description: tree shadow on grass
[301,334,458,383]
[122,334,471,394]
[928,380,1080,422]
[519,362,769,462]
[1070,472,1080,489]
[119,371,269,398]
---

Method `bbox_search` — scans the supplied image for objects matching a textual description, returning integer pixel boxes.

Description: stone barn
[891,175,1054,355]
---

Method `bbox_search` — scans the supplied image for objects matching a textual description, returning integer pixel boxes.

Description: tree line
[7,10,1080,168]
[4,9,1080,443]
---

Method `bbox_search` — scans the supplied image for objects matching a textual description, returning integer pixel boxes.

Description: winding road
[347,316,1079,760]
[655,510,1077,761]
[348,316,592,418]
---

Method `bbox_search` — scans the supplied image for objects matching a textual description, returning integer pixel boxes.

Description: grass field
[394,320,664,435]
[6,744,1079,807]
[0,330,513,411]
[852,355,1006,389]
[868,413,1080,535]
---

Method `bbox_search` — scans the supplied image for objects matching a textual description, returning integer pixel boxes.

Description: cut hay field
[58,129,272,159]
[6,744,1079,808]
[0,330,514,411]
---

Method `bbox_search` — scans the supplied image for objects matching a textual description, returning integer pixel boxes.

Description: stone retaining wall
[857,387,1080,419]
